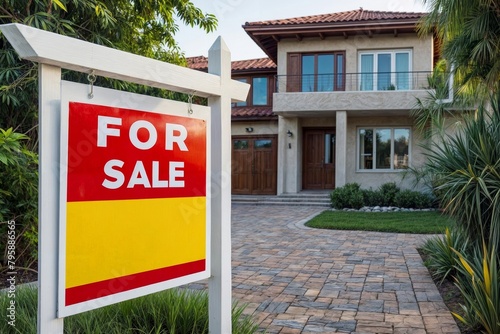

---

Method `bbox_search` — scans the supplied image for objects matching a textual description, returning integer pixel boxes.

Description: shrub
[452,242,499,334]
[330,183,364,209]
[332,183,434,209]
[423,92,500,252]
[362,188,384,207]
[0,128,38,272]
[394,189,433,209]
[378,182,400,206]
[421,227,470,284]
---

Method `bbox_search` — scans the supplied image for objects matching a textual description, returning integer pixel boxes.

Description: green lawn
[305,210,454,234]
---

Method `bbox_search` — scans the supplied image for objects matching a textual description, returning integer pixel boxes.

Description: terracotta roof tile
[232,58,276,71]
[186,56,209,70]
[232,106,275,118]
[245,8,425,26]
[187,57,276,72]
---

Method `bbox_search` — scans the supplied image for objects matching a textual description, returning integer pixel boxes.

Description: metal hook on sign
[187,91,196,115]
[87,70,97,99]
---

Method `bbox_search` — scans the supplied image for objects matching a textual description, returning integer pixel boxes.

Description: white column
[38,64,64,333]
[207,37,232,334]
[277,116,286,195]
[335,111,347,188]
[289,118,300,193]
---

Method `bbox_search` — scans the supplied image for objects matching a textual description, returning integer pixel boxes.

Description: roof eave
[243,19,423,61]
[243,27,278,62]
[243,18,421,35]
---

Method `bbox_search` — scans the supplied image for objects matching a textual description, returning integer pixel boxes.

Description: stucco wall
[277,117,301,194]
[231,120,278,136]
[277,33,434,76]
[273,90,430,113]
[273,32,434,113]
[277,115,428,192]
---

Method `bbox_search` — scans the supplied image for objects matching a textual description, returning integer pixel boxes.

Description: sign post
[38,63,64,333]
[208,37,233,334]
[0,23,249,333]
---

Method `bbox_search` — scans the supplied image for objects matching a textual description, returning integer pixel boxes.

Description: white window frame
[358,49,413,91]
[356,126,412,172]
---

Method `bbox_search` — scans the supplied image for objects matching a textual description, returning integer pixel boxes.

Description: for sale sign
[58,81,210,317]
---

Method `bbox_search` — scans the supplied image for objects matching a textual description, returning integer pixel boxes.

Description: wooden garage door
[232,135,277,195]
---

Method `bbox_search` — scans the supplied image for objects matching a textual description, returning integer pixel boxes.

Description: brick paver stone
[191,204,461,334]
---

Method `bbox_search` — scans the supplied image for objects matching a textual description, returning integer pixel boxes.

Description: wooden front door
[232,135,277,195]
[303,129,336,190]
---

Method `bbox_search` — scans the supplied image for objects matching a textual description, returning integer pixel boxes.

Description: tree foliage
[424,92,500,249]
[0,0,217,141]
[0,128,38,270]
[0,0,216,272]
[419,0,500,96]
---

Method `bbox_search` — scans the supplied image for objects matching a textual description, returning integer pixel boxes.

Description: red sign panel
[67,102,206,201]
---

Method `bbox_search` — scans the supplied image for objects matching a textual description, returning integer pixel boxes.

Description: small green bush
[378,182,400,206]
[332,182,434,209]
[362,188,383,207]
[394,189,433,209]
[330,183,364,209]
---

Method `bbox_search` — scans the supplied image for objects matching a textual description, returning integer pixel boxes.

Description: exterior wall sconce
[287,130,293,137]
[245,127,253,133]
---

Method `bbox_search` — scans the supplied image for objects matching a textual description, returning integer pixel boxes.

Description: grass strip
[305,210,454,234]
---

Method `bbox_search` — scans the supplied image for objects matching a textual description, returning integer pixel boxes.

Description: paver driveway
[225,204,460,334]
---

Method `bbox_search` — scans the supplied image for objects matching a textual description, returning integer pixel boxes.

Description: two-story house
[190,9,438,195]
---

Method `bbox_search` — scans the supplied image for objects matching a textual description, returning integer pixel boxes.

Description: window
[324,133,335,164]
[233,76,270,107]
[252,77,268,105]
[359,50,411,91]
[358,127,410,171]
[254,139,272,148]
[233,140,249,150]
[298,52,345,92]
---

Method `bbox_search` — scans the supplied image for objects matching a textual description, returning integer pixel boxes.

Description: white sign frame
[57,81,211,317]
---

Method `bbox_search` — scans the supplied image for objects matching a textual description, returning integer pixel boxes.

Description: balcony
[273,71,433,116]
[276,71,432,93]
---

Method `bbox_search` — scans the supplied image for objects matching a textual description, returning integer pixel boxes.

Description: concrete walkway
[221,204,460,334]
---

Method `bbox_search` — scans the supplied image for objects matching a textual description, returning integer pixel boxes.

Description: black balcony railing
[275,71,433,93]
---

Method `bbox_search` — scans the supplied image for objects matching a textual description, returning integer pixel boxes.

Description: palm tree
[419,0,500,97]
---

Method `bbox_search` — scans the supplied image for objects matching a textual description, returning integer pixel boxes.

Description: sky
[175,0,428,61]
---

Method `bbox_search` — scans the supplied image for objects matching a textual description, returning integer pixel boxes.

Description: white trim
[437,63,455,104]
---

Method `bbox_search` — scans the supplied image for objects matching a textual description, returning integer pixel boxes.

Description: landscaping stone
[331,206,437,213]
